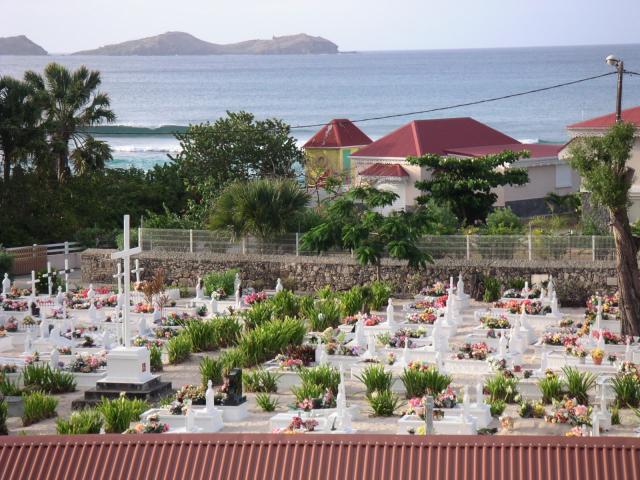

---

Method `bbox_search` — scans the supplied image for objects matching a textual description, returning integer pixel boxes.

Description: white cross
[29,270,40,298]
[112,261,124,295]
[111,215,142,347]
[58,258,74,293]
[131,258,144,285]
[42,262,58,297]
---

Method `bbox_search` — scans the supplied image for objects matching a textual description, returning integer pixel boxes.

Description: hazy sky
[3,0,640,53]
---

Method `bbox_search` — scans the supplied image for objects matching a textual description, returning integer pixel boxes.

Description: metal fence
[140,229,617,263]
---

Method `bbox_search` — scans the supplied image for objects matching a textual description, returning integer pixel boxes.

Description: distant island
[0,35,47,55]
[72,32,339,56]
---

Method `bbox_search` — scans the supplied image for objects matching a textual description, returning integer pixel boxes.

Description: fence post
[242,237,246,255]
[592,235,596,262]
[528,234,532,261]
[466,235,470,260]
[189,229,194,254]
[295,232,300,257]
[137,229,142,249]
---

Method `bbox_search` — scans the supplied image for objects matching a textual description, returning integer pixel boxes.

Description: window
[555,164,572,188]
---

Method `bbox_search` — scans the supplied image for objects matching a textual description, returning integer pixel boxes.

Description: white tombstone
[102,329,114,351]
[354,315,366,348]
[88,301,99,325]
[206,380,216,414]
[132,259,144,285]
[39,317,49,339]
[550,293,560,317]
[275,278,284,293]
[29,270,40,302]
[475,382,484,406]
[498,334,508,357]
[195,277,205,300]
[49,348,60,370]
[592,413,601,437]
[152,306,162,323]
[209,295,218,317]
[625,338,633,362]
[1,273,9,296]
[386,298,396,330]
[87,284,96,301]
[55,286,64,307]
[539,286,546,302]
[23,331,33,355]
[547,275,555,298]
[596,331,605,352]
[42,262,57,297]
[400,341,409,368]
[138,315,149,337]
[363,334,377,360]
[522,281,530,296]
[113,262,123,295]
[186,405,196,433]
[539,349,549,374]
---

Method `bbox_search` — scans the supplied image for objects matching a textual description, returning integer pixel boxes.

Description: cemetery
[0,215,640,438]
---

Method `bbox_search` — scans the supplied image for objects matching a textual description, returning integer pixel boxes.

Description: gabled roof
[303,118,372,149]
[1,433,639,480]
[568,105,640,129]
[351,117,518,158]
[444,143,564,159]
[359,162,409,177]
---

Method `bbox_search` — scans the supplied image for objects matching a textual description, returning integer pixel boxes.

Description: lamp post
[606,55,624,122]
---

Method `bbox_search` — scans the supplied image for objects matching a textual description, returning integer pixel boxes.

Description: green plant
[304,298,342,331]
[199,357,224,387]
[369,281,393,311]
[243,369,280,393]
[400,367,452,399]
[210,316,242,347]
[243,302,273,330]
[356,364,394,394]
[269,290,300,318]
[22,391,58,426]
[149,345,163,372]
[508,278,526,290]
[484,372,519,403]
[482,276,501,302]
[0,376,23,396]
[237,317,306,367]
[489,399,506,417]
[218,348,247,374]
[611,405,621,425]
[0,399,7,435]
[562,367,596,405]
[367,389,401,417]
[518,400,545,418]
[0,249,13,275]
[537,374,565,404]
[255,393,279,412]
[340,286,366,316]
[298,365,340,395]
[291,383,325,403]
[166,334,192,364]
[611,373,640,408]
[55,409,103,434]
[182,319,217,352]
[97,395,149,433]
[23,364,76,394]
[203,269,239,297]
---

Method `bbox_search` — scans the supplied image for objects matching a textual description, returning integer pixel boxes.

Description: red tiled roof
[359,162,409,177]
[568,105,640,129]
[1,433,639,480]
[444,143,564,158]
[351,118,518,158]
[303,119,372,148]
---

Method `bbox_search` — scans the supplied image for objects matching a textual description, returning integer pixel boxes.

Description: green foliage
[166,334,192,364]
[269,290,301,318]
[421,200,460,234]
[304,298,342,331]
[489,399,506,417]
[56,409,103,434]
[199,357,224,386]
[537,374,565,404]
[356,364,394,394]
[291,383,325,403]
[611,373,640,408]
[507,278,526,290]
[544,192,582,216]
[482,276,501,302]
[562,367,596,405]
[97,395,149,434]
[255,393,279,412]
[484,372,519,403]
[243,369,280,393]
[0,399,6,435]
[181,319,217,352]
[339,286,366,316]
[243,302,274,329]
[0,376,23,396]
[203,269,239,298]
[149,345,163,372]
[22,391,58,426]
[408,151,529,225]
[298,365,341,395]
[369,281,393,311]
[366,390,401,417]
[211,316,242,348]
[218,348,246,374]
[400,367,452,399]
[483,207,523,234]
[237,317,306,367]
[0,249,13,275]
[23,364,76,394]
[611,405,621,425]
[209,178,310,241]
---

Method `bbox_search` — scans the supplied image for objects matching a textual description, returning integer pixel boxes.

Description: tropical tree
[301,186,431,279]
[24,63,116,181]
[209,178,310,241]
[568,122,640,335]
[407,151,529,225]
[0,76,43,181]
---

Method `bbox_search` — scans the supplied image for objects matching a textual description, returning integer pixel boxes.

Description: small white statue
[365,334,377,359]
[275,278,284,293]
[102,329,114,350]
[39,318,49,339]
[206,379,216,414]
[152,305,162,323]
[186,405,196,433]
[55,286,64,307]
[498,333,508,357]
[355,315,366,348]
[456,274,465,297]
[138,315,149,337]
[49,348,60,370]
[235,287,241,309]
[195,277,205,300]
[234,273,241,294]
[625,338,633,362]
[476,382,484,406]
[87,284,95,300]
[2,273,10,296]
[23,332,33,355]
[209,295,218,317]
[88,301,98,325]
[386,298,395,329]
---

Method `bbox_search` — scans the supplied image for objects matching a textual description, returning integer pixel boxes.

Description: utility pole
[606,55,624,122]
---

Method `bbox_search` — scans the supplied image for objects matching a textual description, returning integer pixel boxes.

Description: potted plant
[591,348,604,365]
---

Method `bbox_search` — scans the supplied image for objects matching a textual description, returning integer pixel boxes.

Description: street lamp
[606,54,624,122]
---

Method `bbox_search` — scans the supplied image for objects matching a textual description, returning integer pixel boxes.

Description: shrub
[298,365,340,395]
[269,290,300,318]
[291,383,325,403]
[562,367,596,405]
[484,372,519,403]
[255,393,278,412]
[0,249,13,275]
[149,345,163,372]
[211,316,242,347]
[219,348,247,374]
[484,207,523,234]
[23,364,76,394]
[182,319,217,352]
[611,374,640,408]
[200,357,223,386]
[0,376,23,396]
[237,317,306,367]
[244,369,280,393]
[367,390,400,417]
[243,302,273,330]
[0,399,7,435]
[98,395,149,433]
[304,298,342,331]
[369,281,393,311]
[56,409,103,434]
[482,276,501,303]
[340,286,366,316]
[537,373,565,404]
[22,391,58,426]
[400,367,451,399]
[356,364,394,394]
[489,399,506,417]
[203,269,239,297]
[166,334,192,364]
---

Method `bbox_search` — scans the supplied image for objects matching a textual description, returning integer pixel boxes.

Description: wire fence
[140,229,617,263]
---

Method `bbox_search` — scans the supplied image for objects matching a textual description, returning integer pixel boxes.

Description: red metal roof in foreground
[359,162,409,177]
[568,105,640,129]
[1,433,639,480]
[444,143,564,159]
[303,118,372,148]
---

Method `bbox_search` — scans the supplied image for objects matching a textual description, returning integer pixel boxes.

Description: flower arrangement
[244,291,267,305]
[343,313,383,327]
[66,352,107,373]
[565,345,587,358]
[325,343,362,357]
[565,426,586,437]
[406,310,437,325]
[296,388,336,411]
[493,299,550,315]
[163,312,189,326]
[406,360,431,371]
[378,329,414,349]
[518,400,546,418]
[195,305,207,317]
[154,326,178,339]
[133,303,154,314]
[545,398,592,426]
[125,414,169,434]
[4,318,18,332]
[503,288,541,299]
[0,329,5,337]
[57,346,72,355]
[385,352,396,365]
[558,318,574,328]
[132,336,164,349]
[0,364,17,374]
[78,335,96,348]
[79,286,111,298]
[275,354,304,370]
[591,347,604,365]
[24,352,40,364]
[618,361,639,379]
[480,314,510,330]
[434,386,458,408]
[274,416,319,433]
[591,329,631,345]
[457,342,491,361]
[281,344,315,367]
[22,315,36,326]
[540,332,578,346]
[420,281,448,297]
[607,353,617,365]
[1,300,28,312]
[176,384,206,405]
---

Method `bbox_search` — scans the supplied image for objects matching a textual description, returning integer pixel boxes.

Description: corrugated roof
[1,433,639,480]
[568,105,640,129]
[303,119,372,148]
[359,162,409,177]
[351,118,518,158]
[444,143,564,158]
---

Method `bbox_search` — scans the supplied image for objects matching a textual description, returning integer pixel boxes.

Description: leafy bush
[400,367,451,399]
[298,365,341,395]
[269,290,300,318]
[0,399,7,435]
[210,316,242,347]
[484,372,519,403]
[203,269,239,297]
[149,345,163,372]
[369,281,393,311]
[23,364,76,394]
[356,364,394,394]
[0,376,23,396]
[244,369,280,393]
[97,395,149,433]
[562,367,596,405]
[22,391,58,426]
[489,399,506,417]
[611,374,640,408]
[182,319,217,352]
[508,278,526,290]
[0,249,13,276]
[218,348,246,374]
[367,390,400,417]
[291,383,325,403]
[56,409,103,434]
[237,317,306,367]
[243,302,273,329]
[255,393,278,412]
[340,286,366,316]
[538,374,565,404]
[166,334,192,364]
[304,298,342,331]
[482,276,501,302]
[484,207,523,234]
[200,357,224,386]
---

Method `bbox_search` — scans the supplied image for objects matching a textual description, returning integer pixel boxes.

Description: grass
[562,367,597,405]
[537,374,565,404]
[367,390,401,417]
[200,357,224,386]
[400,367,452,399]
[22,364,76,394]
[22,391,58,426]
[244,369,280,393]
[166,334,192,364]
[97,395,149,433]
[339,286,365,316]
[56,409,103,434]
[255,393,279,412]
[484,372,519,403]
[356,364,394,394]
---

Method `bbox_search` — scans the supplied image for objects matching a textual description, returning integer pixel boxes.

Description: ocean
[1,43,640,170]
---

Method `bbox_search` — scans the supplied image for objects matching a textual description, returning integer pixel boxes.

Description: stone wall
[81,249,617,307]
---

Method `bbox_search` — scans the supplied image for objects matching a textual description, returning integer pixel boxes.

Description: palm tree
[0,76,43,181]
[24,63,116,181]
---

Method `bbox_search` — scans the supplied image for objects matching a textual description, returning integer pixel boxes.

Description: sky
[2,0,640,53]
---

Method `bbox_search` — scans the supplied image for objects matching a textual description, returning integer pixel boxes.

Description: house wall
[305,146,365,180]
[352,156,424,206]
